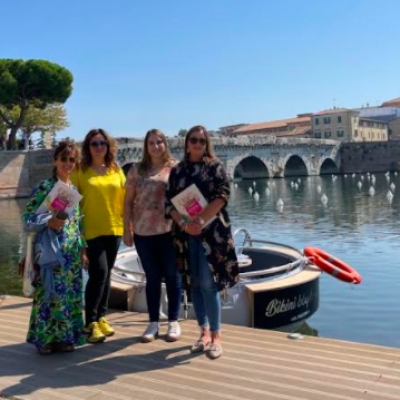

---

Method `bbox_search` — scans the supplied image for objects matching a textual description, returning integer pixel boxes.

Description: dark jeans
[134,232,181,322]
[85,235,121,325]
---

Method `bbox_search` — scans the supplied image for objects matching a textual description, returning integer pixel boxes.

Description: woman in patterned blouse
[123,129,182,342]
[166,125,239,360]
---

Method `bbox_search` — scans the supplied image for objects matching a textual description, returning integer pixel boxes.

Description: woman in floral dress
[23,140,87,354]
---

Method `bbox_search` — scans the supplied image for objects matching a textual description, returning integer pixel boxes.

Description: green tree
[0,59,73,149]
[0,103,69,148]
[178,129,187,137]
[0,120,6,149]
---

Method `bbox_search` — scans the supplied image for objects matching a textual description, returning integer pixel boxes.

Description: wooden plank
[2,295,400,400]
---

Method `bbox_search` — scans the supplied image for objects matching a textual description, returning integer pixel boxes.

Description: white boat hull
[111,234,321,331]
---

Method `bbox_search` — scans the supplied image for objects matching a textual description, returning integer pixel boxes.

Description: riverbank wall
[340,141,400,174]
[0,150,53,198]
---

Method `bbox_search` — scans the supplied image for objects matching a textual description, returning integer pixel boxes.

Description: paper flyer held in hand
[35,180,82,215]
[171,183,215,227]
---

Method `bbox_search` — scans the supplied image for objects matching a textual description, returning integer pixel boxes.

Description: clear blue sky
[2,0,400,140]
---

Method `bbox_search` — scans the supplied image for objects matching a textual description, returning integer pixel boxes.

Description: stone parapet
[2,139,399,198]
[0,149,53,198]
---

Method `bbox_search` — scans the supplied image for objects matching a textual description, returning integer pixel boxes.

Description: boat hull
[110,241,321,331]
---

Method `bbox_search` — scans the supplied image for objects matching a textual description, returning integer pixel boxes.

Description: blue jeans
[188,236,221,332]
[134,232,181,322]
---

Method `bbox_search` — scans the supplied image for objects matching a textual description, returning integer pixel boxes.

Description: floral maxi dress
[22,178,86,350]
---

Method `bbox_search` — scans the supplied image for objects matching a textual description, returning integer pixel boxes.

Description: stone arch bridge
[116,136,341,179]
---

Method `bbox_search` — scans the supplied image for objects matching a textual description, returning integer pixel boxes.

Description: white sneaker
[166,321,181,342]
[142,322,159,343]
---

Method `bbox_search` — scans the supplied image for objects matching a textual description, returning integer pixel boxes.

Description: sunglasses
[90,140,108,148]
[189,137,207,145]
[59,156,76,163]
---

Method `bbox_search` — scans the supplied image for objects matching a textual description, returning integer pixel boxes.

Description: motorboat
[110,229,321,331]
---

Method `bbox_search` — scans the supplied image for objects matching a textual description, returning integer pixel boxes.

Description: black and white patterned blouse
[165,157,239,292]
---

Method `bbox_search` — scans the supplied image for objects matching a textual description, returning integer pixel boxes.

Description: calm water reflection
[2,173,400,347]
[0,199,25,296]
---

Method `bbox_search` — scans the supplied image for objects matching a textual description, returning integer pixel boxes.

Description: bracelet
[178,218,185,228]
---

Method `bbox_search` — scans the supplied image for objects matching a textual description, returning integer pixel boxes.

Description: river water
[2,174,400,348]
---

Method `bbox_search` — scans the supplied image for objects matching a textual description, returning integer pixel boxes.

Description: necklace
[92,164,107,176]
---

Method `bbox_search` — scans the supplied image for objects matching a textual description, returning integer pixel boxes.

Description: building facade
[311,108,388,142]
[354,106,400,122]
[389,117,400,140]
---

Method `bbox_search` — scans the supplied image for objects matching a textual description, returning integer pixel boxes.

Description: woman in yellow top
[72,128,125,343]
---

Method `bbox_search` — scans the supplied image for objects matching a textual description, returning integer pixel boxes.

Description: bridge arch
[233,156,270,179]
[283,155,309,177]
[319,158,339,175]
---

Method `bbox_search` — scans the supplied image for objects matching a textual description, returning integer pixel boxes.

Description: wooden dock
[1,295,400,400]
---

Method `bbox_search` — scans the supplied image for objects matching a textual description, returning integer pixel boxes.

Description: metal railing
[233,228,307,279]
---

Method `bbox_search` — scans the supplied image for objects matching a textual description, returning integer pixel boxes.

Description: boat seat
[241,247,295,274]
[109,281,137,311]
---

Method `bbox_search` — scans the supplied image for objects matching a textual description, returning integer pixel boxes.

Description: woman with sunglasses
[72,129,125,343]
[123,129,182,342]
[23,140,86,354]
[166,125,239,360]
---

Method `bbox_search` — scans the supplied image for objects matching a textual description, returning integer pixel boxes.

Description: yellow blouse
[72,166,126,240]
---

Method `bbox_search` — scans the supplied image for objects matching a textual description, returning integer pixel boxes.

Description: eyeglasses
[90,140,108,148]
[59,156,76,163]
[189,137,207,145]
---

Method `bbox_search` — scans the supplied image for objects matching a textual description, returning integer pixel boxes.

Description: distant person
[72,128,125,343]
[166,125,239,359]
[0,135,4,150]
[123,129,182,342]
[23,140,86,354]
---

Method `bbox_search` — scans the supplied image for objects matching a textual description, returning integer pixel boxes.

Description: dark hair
[80,128,118,171]
[138,129,172,175]
[52,140,80,180]
[184,125,214,162]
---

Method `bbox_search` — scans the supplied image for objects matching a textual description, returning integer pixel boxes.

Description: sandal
[190,338,211,353]
[54,343,75,352]
[206,342,223,360]
[38,344,53,355]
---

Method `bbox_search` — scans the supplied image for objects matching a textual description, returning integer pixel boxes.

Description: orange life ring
[303,247,362,284]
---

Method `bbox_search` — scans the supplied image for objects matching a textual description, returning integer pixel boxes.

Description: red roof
[313,108,354,116]
[381,97,400,107]
[275,126,311,137]
[232,116,311,134]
